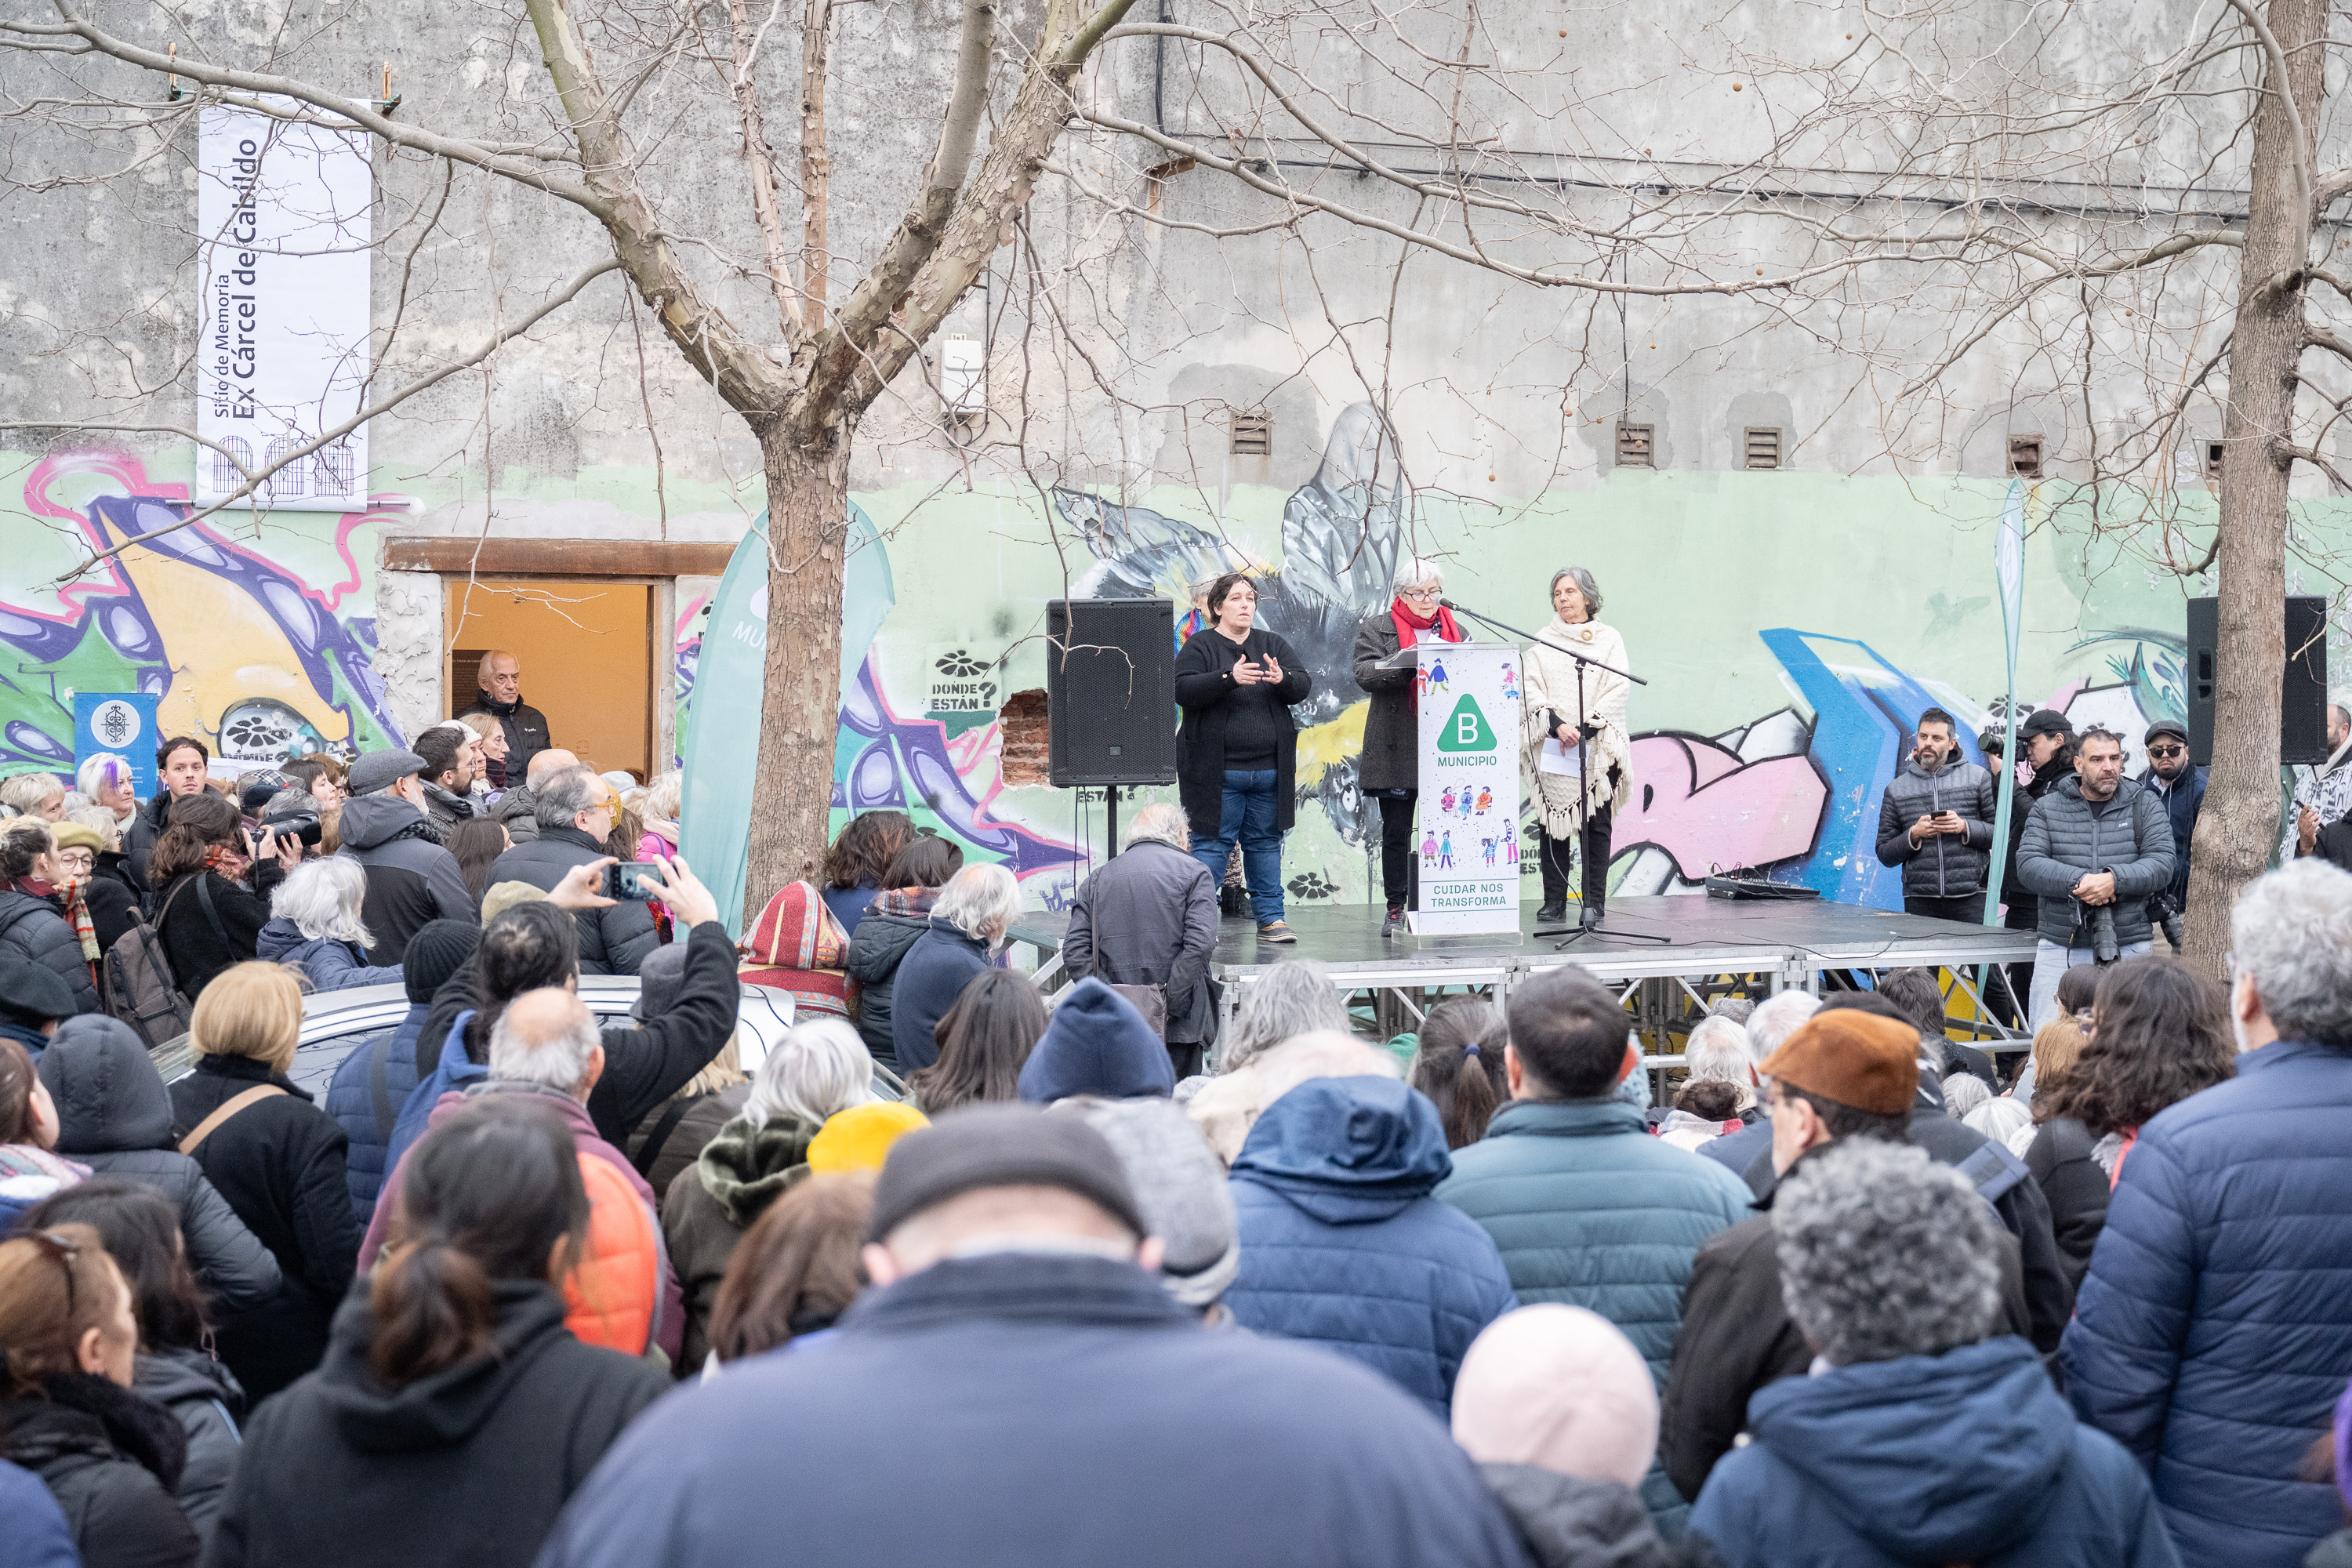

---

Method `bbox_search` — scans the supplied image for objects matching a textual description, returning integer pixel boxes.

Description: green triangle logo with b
[1438,694,1497,752]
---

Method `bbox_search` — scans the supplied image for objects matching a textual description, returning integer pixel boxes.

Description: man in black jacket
[412,856,735,1147]
[336,750,476,966]
[1059,802,1219,1077]
[484,765,657,975]
[456,649,552,789]
[1660,1005,2068,1504]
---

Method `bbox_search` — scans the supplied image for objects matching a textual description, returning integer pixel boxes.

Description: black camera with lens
[2071,897,2122,964]
[2149,890,2185,950]
[262,803,324,848]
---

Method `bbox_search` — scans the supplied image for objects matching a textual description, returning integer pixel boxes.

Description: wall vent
[1614,423,1655,468]
[1230,411,1273,456]
[2009,434,2045,480]
[1743,426,1784,470]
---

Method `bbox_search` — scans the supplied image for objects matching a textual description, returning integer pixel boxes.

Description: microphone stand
[1439,599,1668,948]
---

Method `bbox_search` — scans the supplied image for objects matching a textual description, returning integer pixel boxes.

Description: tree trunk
[2181,0,2321,978]
[742,425,852,915]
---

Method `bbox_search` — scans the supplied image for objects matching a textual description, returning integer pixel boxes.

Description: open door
[445,579,655,782]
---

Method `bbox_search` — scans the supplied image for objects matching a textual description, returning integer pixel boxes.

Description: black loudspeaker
[1046,598,1177,786]
[2185,596,2329,768]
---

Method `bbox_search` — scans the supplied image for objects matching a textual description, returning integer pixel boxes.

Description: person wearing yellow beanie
[806,1101,930,1174]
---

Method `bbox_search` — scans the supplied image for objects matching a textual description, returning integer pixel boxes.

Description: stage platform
[1007,895,2039,1062]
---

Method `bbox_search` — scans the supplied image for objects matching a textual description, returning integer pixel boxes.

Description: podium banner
[1409,641,1523,935]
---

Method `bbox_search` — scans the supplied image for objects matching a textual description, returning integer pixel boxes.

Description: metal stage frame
[1008,895,2040,1070]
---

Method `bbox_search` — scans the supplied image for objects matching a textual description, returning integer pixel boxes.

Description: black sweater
[1172,626,1310,841]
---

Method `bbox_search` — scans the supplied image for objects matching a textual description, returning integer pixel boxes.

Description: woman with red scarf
[1352,558,1464,938]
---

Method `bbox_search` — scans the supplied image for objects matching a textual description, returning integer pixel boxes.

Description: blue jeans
[1193,768,1285,924]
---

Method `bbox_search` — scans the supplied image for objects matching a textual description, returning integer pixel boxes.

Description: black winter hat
[402,920,483,1005]
[0,950,76,1028]
[2017,709,2074,742]
[866,1102,1149,1245]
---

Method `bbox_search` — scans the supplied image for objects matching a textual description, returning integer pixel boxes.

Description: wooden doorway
[445,579,656,782]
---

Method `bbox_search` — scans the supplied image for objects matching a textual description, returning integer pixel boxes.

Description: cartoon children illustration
[1503,822,1519,865]
[1420,830,1439,866]
[1474,786,1493,815]
[1438,832,1454,869]
[1440,785,1457,815]
[1425,656,1450,692]
[1481,837,1497,867]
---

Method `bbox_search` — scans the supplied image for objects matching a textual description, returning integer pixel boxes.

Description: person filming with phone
[484,765,660,975]
[1874,706,2001,924]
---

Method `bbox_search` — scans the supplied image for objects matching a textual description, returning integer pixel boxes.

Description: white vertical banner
[1408,641,1523,935]
[195,106,372,511]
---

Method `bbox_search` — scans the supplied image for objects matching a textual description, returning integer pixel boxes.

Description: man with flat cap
[1658,1008,2044,1506]
[539,1104,1532,1568]
[336,748,477,964]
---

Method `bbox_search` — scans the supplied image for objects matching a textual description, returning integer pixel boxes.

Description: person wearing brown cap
[1658,1007,2043,1506]
[535,1103,1534,1568]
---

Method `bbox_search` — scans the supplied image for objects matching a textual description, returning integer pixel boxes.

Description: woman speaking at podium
[1174,572,1312,942]
[1521,566,1635,930]
[1352,556,1461,938]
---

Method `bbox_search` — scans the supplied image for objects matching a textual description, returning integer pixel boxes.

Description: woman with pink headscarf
[1451,1304,1704,1567]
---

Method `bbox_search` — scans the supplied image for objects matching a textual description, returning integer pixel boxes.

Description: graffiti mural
[2,453,399,782]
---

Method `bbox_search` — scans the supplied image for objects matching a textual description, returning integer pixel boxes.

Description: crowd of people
[2,644,2350,1566]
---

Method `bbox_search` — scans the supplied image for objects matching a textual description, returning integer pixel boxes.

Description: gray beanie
[1058,1096,1238,1308]
[632,942,691,1022]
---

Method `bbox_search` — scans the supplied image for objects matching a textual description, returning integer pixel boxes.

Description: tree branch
[2219,0,2314,220]
[720,0,805,335]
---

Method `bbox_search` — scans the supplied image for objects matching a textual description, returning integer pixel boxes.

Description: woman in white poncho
[1520,566,1635,929]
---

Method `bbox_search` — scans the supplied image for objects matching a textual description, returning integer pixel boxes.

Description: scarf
[49,876,100,964]
[872,885,944,920]
[742,881,849,969]
[1391,598,1462,712]
[203,842,252,884]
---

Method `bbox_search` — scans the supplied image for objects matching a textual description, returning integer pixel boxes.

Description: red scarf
[1392,598,1462,711]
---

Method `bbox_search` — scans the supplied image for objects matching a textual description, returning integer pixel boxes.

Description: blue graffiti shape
[1756,629,1976,909]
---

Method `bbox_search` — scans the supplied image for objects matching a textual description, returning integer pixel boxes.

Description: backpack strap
[1955,1137,2030,1207]
[192,874,233,949]
[178,1083,287,1156]
[631,1092,703,1179]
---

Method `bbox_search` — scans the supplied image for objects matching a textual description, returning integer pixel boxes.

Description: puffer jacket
[1479,1463,1695,1568]
[256,917,402,993]
[1439,1096,1751,1530]
[1226,1075,1515,1418]
[491,783,541,844]
[0,1453,80,1568]
[661,1110,818,1371]
[2062,1040,2352,1568]
[1690,1337,2178,1568]
[844,890,936,1066]
[2024,1114,2108,1294]
[1873,753,1998,900]
[362,1079,683,1364]
[2016,775,2175,949]
[0,887,102,1014]
[133,1347,244,1547]
[321,1003,426,1227]
[36,1014,284,1313]
[485,826,659,975]
[2,1371,199,1568]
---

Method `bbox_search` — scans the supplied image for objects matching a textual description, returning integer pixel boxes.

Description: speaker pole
[1106,783,1120,857]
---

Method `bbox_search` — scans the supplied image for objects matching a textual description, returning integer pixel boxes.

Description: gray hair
[1963,1094,2032,1149]
[2230,858,2352,1047]
[1745,990,1821,1070]
[74,754,133,800]
[535,764,602,832]
[1127,802,1190,851]
[1682,1016,1753,1087]
[1221,960,1347,1072]
[1393,555,1444,593]
[1939,1070,1991,1120]
[743,1017,877,1130]
[641,769,683,822]
[932,862,1021,946]
[67,807,122,852]
[1774,1140,2004,1367]
[488,989,601,1094]
[1549,566,1603,618]
[0,773,62,815]
[270,855,374,946]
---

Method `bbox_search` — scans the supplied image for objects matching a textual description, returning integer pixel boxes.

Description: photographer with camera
[2016,728,2175,1029]
[2139,718,2203,950]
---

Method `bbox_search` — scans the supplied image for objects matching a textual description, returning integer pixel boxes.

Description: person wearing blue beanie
[1017,978,1175,1104]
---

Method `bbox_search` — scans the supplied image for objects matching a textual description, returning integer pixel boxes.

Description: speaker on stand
[2185,596,2330,767]
[1046,598,1178,854]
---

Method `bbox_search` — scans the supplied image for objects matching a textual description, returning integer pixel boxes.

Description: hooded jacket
[1227,1075,1515,1417]
[2,1372,198,1568]
[2016,773,2176,949]
[1017,977,1177,1103]
[532,1251,1533,1568]
[1479,1464,1696,1568]
[420,779,479,833]
[1058,842,1219,1047]
[889,916,994,1075]
[0,887,101,1014]
[322,1002,426,1228]
[844,888,937,1066]
[491,782,542,844]
[486,826,659,975]
[363,1072,684,1363]
[36,1014,283,1312]
[132,1347,243,1547]
[168,1052,364,1402]
[0,1454,81,1568]
[256,917,403,993]
[1873,752,1998,901]
[336,794,475,967]
[1690,1338,2178,1568]
[2062,1040,2352,1568]
[202,1281,666,1568]
[661,1110,817,1370]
